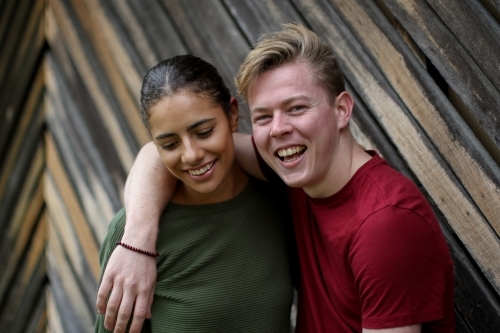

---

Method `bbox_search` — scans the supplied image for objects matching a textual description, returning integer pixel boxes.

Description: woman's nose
[181,141,204,164]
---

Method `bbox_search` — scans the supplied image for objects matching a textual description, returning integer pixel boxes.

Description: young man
[96,24,455,333]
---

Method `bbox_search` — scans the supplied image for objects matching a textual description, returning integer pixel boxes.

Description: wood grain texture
[0,0,44,159]
[45,52,120,242]
[0,217,46,332]
[45,132,101,281]
[48,0,137,171]
[223,0,304,44]
[384,0,500,149]
[2,0,500,331]
[427,0,500,92]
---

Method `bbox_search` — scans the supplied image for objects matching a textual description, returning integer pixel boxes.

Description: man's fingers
[95,278,112,314]
[147,287,155,318]
[127,294,150,333]
[113,292,136,333]
[103,285,123,330]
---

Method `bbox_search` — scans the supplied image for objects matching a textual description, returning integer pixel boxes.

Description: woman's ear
[335,91,354,129]
[228,97,239,132]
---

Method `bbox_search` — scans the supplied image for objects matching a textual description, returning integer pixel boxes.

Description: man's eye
[253,115,271,123]
[290,105,305,112]
[197,128,213,138]
[162,142,178,150]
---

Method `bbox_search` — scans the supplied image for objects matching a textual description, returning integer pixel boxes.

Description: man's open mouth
[276,146,306,162]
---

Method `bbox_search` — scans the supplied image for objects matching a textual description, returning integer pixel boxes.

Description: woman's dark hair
[140,54,232,132]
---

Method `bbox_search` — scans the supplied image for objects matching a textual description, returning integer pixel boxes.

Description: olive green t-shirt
[95,178,294,332]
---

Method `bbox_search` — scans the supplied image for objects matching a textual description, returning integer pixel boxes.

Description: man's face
[248,61,343,194]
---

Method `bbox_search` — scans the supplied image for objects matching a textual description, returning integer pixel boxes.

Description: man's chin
[277,172,309,189]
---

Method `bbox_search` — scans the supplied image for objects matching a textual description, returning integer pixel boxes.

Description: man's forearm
[121,141,177,251]
[233,132,266,180]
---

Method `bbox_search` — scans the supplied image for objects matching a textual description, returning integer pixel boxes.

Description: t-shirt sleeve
[350,206,450,329]
[99,208,127,270]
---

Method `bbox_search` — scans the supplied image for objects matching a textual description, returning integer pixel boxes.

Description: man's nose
[269,113,292,138]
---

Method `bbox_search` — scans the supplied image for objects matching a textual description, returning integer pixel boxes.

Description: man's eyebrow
[281,94,311,105]
[154,118,216,140]
[250,95,311,113]
[250,106,268,114]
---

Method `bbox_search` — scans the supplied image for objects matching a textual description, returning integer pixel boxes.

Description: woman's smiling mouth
[187,161,215,176]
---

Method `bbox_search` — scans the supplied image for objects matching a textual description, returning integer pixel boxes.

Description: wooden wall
[0,0,499,332]
[0,0,47,331]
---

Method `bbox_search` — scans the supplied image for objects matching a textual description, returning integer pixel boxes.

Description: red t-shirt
[258,148,455,332]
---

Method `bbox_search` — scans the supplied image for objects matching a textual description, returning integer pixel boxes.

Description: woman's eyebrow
[186,118,215,131]
[155,118,216,140]
[155,132,175,140]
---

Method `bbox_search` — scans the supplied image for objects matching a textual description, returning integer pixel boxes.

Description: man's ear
[228,97,239,132]
[335,91,354,129]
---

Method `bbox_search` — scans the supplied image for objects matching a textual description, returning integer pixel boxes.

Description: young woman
[94,55,294,333]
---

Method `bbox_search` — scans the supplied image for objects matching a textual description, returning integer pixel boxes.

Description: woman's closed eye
[196,127,214,138]
[162,141,179,150]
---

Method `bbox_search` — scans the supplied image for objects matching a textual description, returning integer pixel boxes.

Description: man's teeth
[277,146,305,158]
[189,162,214,176]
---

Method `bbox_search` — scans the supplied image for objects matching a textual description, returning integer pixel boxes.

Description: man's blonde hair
[235,23,345,103]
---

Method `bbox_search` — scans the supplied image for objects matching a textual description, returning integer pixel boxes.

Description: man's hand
[96,246,157,333]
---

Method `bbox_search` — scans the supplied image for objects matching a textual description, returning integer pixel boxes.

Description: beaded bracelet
[116,241,160,258]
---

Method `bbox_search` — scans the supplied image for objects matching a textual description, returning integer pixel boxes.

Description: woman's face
[148,90,239,203]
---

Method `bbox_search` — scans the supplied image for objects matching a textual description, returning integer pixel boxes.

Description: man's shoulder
[361,156,424,205]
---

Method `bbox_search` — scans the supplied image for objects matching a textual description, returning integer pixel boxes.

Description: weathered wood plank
[0,143,44,302]
[67,0,150,146]
[0,64,44,205]
[383,0,500,150]
[0,160,43,304]
[426,0,500,93]
[46,269,66,333]
[48,0,137,171]
[0,0,19,44]
[0,218,46,332]
[46,5,126,211]
[0,0,44,159]
[45,53,121,242]
[0,0,34,84]
[222,0,304,45]
[291,0,500,294]
[46,216,95,333]
[121,0,187,66]
[24,287,47,333]
[474,0,500,31]
[449,222,500,331]
[45,132,101,281]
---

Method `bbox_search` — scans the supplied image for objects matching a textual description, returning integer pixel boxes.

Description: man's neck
[303,139,372,199]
